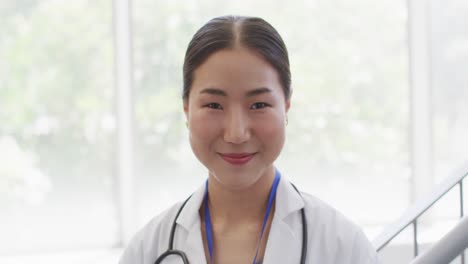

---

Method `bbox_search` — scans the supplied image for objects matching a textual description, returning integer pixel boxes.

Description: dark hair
[182,15,291,100]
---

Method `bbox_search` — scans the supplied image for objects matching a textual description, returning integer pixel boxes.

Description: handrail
[372,162,468,252]
[410,216,468,264]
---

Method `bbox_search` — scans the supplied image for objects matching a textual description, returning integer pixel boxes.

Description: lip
[219,152,256,165]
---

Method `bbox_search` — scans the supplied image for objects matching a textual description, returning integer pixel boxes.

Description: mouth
[219,152,256,165]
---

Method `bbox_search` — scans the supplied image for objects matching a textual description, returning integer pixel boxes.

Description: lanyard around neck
[203,170,281,264]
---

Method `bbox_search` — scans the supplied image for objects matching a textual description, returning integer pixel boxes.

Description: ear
[285,99,291,113]
[183,98,189,119]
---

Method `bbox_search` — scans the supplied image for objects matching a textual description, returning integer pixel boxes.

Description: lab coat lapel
[263,177,305,263]
[182,221,206,263]
[175,184,208,264]
[169,176,305,264]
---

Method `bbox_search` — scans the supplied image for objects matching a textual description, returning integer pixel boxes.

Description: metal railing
[372,162,468,262]
[410,216,468,264]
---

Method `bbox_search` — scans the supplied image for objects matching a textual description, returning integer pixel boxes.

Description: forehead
[191,47,282,97]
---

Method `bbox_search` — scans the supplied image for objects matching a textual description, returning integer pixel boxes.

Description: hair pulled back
[182,15,291,100]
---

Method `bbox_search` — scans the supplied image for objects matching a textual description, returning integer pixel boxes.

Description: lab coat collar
[175,174,305,232]
[274,175,305,220]
[263,176,306,263]
[174,174,306,263]
[174,183,206,263]
[175,183,205,231]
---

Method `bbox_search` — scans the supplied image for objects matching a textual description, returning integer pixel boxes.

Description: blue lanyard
[204,170,281,264]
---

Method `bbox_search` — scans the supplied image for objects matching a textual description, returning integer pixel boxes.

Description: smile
[219,152,256,165]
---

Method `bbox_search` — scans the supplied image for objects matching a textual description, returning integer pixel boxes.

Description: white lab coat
[119,177,379,264]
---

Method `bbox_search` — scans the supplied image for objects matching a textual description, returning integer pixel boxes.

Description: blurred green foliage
[0,0,114,202]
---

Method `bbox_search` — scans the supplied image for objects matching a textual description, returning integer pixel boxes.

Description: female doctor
[119,15,379,264]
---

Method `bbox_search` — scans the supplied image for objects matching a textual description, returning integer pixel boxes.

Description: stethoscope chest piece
[154,249,189,264]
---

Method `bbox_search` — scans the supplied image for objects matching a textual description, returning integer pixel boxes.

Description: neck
[204,166,276,225]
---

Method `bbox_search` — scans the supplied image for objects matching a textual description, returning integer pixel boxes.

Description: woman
[119,15,379,264]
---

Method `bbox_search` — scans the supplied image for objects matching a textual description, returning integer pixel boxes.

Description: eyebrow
[199,87,272,97]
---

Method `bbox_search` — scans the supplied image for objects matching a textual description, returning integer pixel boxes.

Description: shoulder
[299,192,379,263]
[301,192,358,232]
[118,201,186,264]
[119,183,206,264]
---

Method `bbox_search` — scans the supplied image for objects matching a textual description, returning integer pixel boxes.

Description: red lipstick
[220,153,255,165]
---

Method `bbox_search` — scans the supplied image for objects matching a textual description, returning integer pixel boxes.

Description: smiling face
[184,46,290,190]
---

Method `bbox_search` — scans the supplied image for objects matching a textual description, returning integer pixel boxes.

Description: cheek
[188,110,220,150]
[255,114,286,147]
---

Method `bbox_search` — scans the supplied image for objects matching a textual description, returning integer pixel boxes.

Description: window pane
[431,0,468,218]
[133,0,409,230]
[0,0,117,253]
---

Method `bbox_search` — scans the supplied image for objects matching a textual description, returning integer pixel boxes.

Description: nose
[223,109,250,144]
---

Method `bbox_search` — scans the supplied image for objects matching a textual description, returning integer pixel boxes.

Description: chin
[209,166,264,189]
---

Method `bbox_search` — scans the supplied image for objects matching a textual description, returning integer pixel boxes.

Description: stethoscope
[154,171,308,264]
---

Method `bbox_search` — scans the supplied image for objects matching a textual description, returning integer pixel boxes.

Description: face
[184,46,290,190]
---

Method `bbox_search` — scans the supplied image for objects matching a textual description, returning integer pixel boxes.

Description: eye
[204,103,223,110]
[250,102,270,110]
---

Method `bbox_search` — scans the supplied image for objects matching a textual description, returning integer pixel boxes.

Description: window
[431,0,468,220]
[0,0,117,252]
